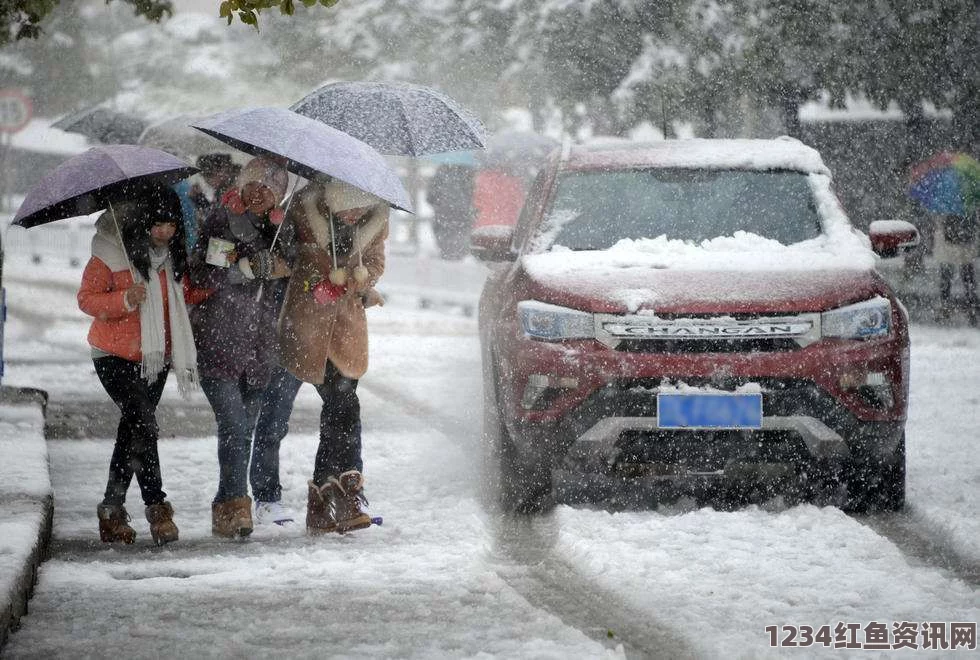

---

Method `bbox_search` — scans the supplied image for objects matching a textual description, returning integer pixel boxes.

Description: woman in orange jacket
[77,184,199,545]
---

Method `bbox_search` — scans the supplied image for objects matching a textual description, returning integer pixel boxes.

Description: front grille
[616,338,802,353]
[615,429,809,472]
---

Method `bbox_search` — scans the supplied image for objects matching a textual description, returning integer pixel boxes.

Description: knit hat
[322,180,382,213]
[238,156,289,204]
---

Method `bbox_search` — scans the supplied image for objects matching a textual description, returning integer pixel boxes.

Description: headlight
[517,300,594,340]
[821,297,891,339]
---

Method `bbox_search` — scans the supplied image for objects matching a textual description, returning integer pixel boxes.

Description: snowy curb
[0,387,52,652]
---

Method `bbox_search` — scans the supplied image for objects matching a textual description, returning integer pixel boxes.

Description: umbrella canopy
[13,145,198,228]
[191,107,413,212]
[908,151,980,216]
[139,114,232,160]
[478,130,559,173]
[52,105,147,145]
[290,81,485,157]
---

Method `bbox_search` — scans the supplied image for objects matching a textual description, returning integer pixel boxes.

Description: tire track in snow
[360,377,700,659]
[854,511,980,587]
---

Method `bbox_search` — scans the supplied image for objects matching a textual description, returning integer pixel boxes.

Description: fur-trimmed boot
[330,470,373,534]
[307,480,337,534]
[211,496,253,538]
[97,503,136,544]
[145,502,179,545]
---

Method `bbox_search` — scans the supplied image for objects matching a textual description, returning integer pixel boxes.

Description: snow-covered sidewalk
[0,388,52,649]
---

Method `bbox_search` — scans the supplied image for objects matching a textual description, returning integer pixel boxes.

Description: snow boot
[97,503,136,544]
[145,502,179,545]
[211,496,253,538]
[306,480,337,534]
[329,470,373,534]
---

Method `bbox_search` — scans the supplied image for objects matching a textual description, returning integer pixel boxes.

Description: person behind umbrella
[277,177,388,534]
[427,163,475,260]
[190,153,239,220]
[932,207,978,325]
[77,184,199,546]
[188,156,292,538]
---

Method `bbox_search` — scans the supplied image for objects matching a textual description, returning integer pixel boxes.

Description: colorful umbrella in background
[908,151,980,216]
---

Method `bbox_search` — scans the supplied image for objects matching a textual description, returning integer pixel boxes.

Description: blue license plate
[657,393,763,429]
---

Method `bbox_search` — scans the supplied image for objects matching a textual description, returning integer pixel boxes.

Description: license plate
[657,393,763,429]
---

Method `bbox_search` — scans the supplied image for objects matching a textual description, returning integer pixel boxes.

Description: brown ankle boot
[306,480,337,534]
[97,504,136,544]
[212,496,253,538]
[329,470,372,534]
[145,502,179,545]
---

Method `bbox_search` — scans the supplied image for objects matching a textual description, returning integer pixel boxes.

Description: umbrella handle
[107,202,139,283]
[255,176,299,303]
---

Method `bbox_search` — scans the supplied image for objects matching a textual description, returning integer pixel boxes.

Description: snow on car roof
[564,137,831,175]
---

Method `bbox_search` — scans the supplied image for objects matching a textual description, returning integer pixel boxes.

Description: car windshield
[542,168,823,250]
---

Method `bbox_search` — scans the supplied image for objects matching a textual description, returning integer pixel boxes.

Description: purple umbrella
[191,107,413,213]
[13,144,197,228]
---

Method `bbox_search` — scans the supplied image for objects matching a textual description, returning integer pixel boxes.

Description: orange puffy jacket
[77,257,172,363]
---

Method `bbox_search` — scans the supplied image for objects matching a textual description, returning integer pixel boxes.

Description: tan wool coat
[278,183,388,383]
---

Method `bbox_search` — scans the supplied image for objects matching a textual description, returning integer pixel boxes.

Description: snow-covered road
[1,251,977,658]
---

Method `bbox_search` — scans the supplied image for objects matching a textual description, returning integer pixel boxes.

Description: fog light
[859,372,894,409]
[520,374,580,410]
[521,374,551,409]
[839,371,865,390]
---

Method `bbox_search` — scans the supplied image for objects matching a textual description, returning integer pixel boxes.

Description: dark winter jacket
[188,201,291,386]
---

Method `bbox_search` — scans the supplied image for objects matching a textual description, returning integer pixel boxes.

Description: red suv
[472,138,919,513]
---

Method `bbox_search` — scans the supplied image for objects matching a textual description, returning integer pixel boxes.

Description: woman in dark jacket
[188,156,292,538]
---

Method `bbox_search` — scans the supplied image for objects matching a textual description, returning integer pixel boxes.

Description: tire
[483,367,552,514]
[843,433,906,513]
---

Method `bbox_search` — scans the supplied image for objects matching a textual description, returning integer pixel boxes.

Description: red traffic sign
[0,89,32,133]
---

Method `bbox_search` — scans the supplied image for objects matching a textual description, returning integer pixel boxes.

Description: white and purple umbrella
[12,144,198,228]
[191,106,413,212]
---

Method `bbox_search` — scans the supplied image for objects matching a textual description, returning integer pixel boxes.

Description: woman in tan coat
[278,178,388,534]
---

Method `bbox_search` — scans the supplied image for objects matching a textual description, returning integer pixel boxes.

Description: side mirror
[470,225,516,262]
[868,220,920,259]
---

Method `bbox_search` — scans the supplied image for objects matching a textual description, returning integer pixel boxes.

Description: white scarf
[140,246,199,396]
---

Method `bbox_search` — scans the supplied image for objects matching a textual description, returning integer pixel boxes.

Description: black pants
[312,361,362,486]
[94,356,169,506]
[939,263,978,308]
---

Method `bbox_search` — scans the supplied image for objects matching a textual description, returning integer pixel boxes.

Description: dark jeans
[201,374,266,502]
[250,366,303,502]
[94,356,168,507]
[939,263,978,308]
[249,361,363,494]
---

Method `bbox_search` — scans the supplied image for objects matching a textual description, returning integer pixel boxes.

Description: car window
[540,168,823,250]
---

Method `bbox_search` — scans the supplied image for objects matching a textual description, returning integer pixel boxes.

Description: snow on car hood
[522,230,882,315]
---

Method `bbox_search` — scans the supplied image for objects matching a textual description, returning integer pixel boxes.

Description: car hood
[520,251,887,315]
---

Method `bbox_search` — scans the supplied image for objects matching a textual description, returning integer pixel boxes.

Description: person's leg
[307,362,371,534]
[202,374,263,537]
[131,367,169,505]
[201,376,254,503]
[311,362,362,485]
[250,366,303,503]
[962,264,978,325]
[938,263,954,318]
[94,357,167,506]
